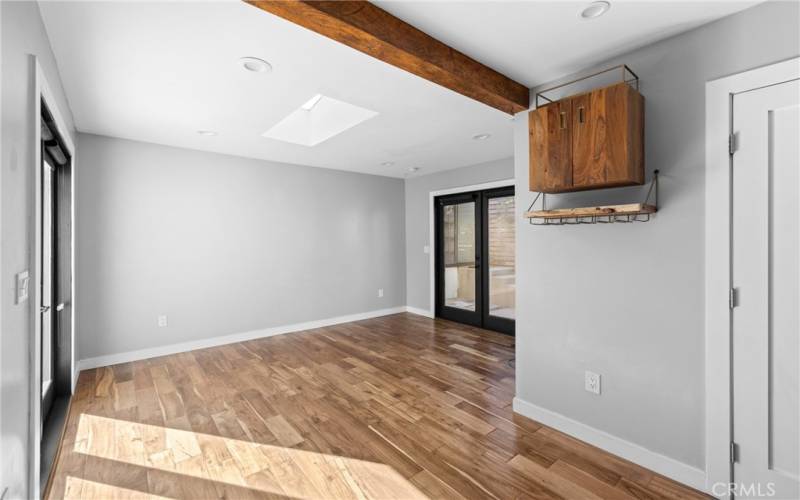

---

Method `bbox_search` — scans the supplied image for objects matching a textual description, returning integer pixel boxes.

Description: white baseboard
[512,397,707,493]
[78,306,408,371]
[405,306,434,318]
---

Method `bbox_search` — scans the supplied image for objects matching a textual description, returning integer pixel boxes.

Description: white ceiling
[375,1,761,88]
[39,1,514,178]
[40,1,759,178]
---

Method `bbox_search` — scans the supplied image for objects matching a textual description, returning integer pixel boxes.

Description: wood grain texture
[571,90,601,187]
[529,82,645,193]
[529,100,572,193]
[243,1,529,114]
[525,203,657,220]
[46,313,708,499]
[572,83,644,189]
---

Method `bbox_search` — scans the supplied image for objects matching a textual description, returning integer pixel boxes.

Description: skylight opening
[263,94,377,146]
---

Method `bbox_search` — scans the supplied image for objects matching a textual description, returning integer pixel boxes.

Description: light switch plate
[377,288,384,298]
[16,271,30,304]
[157,315,168,327]
[423,245,430,254]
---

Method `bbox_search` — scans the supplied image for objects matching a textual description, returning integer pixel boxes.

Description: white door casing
[705,57,800,498]
[426,178,514,317]
[31,57,77,500]
[732,79,799,500]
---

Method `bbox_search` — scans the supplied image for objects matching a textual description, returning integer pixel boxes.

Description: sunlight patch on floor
[64,476,172,500]
[73,413,427,499]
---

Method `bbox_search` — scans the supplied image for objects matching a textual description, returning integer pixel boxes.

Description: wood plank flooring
[46,313,708,499]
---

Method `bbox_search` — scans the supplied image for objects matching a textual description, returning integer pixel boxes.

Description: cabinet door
[572,83,643,189]
[529,101,572,193]
[571,90,601,187]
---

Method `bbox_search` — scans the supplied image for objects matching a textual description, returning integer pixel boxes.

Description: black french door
[40,101,73,425]
[435,186,515,335]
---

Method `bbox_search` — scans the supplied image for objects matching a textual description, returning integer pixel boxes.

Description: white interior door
[732,79,799,499]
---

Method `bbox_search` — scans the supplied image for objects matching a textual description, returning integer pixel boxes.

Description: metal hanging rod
[535,64,639,108]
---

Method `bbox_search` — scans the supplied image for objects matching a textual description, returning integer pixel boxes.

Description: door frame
[481,186,515,334]
[434,191,483,327]
[31,56,77,500]
[427,179,514,319]
[704,56,799,498]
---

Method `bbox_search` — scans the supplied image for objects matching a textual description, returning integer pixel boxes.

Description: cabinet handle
[559,112,567,129]
[578,107,585,124]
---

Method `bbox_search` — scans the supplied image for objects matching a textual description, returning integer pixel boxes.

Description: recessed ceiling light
[381,161,395,167]
[472,133,491,140]
[197,130,218,136]
[581,1,610,19]
[239,57,272,73]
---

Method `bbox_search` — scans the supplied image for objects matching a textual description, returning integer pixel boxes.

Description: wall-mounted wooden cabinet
[529,82,644,193]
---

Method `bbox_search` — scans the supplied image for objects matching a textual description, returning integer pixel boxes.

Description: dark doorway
[435,186,515,335]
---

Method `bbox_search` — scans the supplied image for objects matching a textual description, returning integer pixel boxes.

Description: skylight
[262,94,378,146]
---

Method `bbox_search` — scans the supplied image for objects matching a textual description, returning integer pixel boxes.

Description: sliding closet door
[435,192,482,327]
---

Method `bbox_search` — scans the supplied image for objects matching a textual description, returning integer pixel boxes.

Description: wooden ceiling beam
[244,0,530,114]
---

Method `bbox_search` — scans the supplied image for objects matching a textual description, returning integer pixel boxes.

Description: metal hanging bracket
[525,170,659,226]
[535,64,639,109]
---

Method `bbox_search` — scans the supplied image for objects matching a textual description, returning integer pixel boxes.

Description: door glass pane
[42,161,54,397]
[443,202,475,311]
[488,196,515,320]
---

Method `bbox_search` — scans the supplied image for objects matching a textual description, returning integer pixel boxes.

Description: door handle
[56,303,65,312]
[40,305,50,313]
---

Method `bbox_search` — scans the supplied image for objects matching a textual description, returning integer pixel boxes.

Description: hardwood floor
[46,313,708,499]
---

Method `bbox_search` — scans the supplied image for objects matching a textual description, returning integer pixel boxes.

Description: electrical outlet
[157,315,168,328]
[585,371,601,395]
[377,288,384,298]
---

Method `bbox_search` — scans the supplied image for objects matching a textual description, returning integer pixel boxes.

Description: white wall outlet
[585,371,601,395]
[157,315,168,327]
[423,245,430,254]
[377,288,384,298]
[15,270,30,304]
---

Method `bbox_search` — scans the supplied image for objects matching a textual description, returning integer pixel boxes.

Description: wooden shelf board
[524,203,657,219]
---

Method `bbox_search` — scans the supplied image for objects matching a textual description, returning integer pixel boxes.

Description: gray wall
[1,2,76,498]
[513,0,800,470]
[404,157,514,312]
[76,133,405,361]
